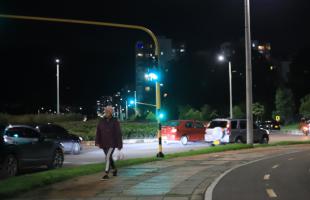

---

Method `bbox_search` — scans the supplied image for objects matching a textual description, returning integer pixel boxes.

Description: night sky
[0,0,309,114]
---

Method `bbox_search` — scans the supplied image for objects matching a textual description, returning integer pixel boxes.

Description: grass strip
[1,141,309,198]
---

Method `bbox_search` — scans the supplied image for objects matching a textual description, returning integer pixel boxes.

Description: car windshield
[162,121,180,127]
[209,120,227,128]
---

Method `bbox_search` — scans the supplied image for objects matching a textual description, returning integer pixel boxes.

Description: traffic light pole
[0,13,164,157]
[156,81,164,157]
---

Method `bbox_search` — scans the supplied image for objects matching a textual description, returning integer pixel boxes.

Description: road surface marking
[264,174,270,180]
[266,189,278,198]
[288,157,294,161]
[272,164,279,169]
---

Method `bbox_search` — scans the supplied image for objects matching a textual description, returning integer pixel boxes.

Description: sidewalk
[10,144,310,200]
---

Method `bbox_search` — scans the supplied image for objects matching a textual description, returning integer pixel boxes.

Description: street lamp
[244,0,254,145]
[55,58,60,115]
[218,55,233,119]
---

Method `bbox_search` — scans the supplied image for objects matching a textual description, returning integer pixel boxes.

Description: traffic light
[129,99,136,105]
[157,111,166,121]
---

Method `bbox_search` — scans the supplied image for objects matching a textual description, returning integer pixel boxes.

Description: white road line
[272,164,279,169]
[264,174,270,180]
[266,189,278,198]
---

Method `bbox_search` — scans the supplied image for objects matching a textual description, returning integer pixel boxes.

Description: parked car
[0,136,19,178]
[257,120,281,130]
[1,125,64,178]
[161,120,206,145]
[205,119,269,144]
[35,124,83,154]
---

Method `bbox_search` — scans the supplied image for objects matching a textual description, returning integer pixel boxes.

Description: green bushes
[0,114,158,140]
[0,113,84,124]
[58,120,157,140]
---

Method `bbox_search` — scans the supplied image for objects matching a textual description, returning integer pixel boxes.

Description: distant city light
[137,53,143,57]
[180,49,185,53]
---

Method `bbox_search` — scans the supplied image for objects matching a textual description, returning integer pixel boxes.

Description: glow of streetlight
[55,58,60,63]
[218,55,225,62]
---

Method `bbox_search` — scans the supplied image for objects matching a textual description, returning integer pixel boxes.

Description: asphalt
[7,144,310,200]
[212,150,310,200]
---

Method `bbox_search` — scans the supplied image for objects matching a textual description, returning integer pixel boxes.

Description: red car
[161,120,206,145]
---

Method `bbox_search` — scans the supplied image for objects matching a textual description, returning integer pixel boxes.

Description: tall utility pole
[229,61,233,119]
[56,58,60,114]
[0,13,164,156]
[244,0,254,145]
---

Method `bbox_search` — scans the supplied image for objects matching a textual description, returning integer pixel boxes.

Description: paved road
[213,150,310,200]
[64,141,211,166]
[64,133,310,167]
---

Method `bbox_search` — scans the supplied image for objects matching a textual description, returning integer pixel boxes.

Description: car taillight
[226,123,231,135]
[303,126,309,132]
[171,128,177,133]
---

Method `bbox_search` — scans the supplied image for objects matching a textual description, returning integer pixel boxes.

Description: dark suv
[1,125,64,178]
[205,119,269,144]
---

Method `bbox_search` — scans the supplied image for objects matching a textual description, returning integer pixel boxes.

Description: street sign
[275,115,280,122]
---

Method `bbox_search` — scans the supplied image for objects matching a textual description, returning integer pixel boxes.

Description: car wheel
[72,142,81,155]
[180,136,188,145]
[235,137,243,144]
[48,149,64,169]
[260,135,269,144]
[2,154,18,177]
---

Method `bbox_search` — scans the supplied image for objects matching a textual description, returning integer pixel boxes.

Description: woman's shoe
[112,169,117,176]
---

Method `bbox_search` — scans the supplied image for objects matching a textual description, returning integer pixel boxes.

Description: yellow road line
[266,189,278,198]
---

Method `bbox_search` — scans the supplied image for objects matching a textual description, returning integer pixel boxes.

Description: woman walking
[95,106,123,180]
